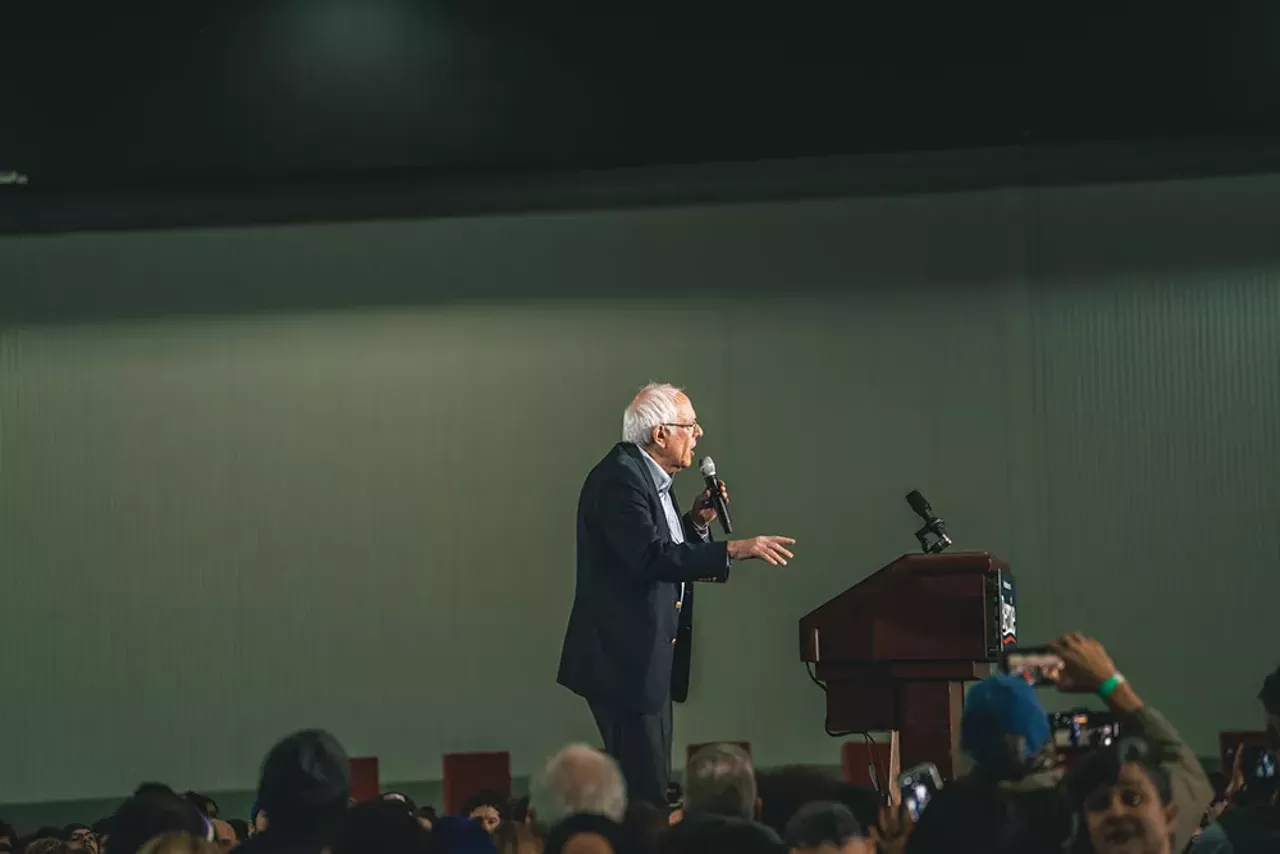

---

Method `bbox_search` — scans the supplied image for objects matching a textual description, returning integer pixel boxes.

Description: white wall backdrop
[2,174,1278,804]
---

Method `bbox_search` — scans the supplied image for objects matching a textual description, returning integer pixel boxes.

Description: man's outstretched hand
[727,536,796,565]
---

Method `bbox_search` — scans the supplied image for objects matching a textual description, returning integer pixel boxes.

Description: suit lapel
[620,442,674,542]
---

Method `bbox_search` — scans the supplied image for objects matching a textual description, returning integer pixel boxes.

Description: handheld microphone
[905,489,952,553]
[699,456,733,535]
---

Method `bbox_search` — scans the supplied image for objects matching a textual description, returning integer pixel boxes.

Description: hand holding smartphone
[898,762,943,821]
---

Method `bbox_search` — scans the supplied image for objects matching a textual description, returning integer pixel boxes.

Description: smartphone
[898,762,943,821]
[1241,745,1277,783]
[1000,645,1063,687]
[1050,709,1120,751]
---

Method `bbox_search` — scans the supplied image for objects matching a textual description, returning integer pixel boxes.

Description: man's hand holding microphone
[688,456,796,566]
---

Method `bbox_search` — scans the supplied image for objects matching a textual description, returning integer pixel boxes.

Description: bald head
[529,744,627,829]
[684,743,757,821]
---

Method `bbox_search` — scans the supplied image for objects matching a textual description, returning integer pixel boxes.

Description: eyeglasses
[663,422,700,432]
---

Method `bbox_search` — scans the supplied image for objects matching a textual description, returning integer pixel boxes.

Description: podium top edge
[889,551,1010,570]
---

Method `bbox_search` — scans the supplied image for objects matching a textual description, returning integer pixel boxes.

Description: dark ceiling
[3,3,1280,230]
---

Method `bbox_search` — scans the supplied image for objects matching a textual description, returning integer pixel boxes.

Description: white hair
[621,382,684,447]
[529,743,627,829]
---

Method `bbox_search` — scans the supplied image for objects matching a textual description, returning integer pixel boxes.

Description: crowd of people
[3,635,1278,854]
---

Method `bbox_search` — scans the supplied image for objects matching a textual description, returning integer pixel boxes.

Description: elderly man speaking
[556,382,796,808]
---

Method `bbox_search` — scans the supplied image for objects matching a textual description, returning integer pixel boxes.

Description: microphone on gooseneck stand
[699,456,733,535]
[906,489,952,554]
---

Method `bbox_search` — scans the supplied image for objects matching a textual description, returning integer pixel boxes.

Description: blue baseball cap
[961,674,1051,767]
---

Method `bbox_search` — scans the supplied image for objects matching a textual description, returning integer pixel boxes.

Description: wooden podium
[799,552,1017,779]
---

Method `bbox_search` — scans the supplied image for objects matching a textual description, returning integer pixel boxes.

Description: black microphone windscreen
[906,489,932,519]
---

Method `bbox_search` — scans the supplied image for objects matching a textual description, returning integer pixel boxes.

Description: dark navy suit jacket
[557,442,730,714]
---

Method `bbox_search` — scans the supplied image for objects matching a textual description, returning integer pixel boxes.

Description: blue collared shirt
[637,448,687,546]
[638,446,707,606]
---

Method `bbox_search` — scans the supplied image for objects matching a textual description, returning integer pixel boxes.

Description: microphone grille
[699,456,716,477]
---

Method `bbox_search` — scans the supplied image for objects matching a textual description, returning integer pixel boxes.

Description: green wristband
[1097,673,1126,698]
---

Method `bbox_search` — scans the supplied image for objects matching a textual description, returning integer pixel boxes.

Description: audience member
[664,743,784,853]
[682,744,758,821]
[542,815,629,854]
[911,634,1212,854]
[1192,770,1231,840]
[181,797,218,821]
[660,817,782,854]
[64,825,96,854]
[0,630,1231,854]
[1052,633,1212,851]
[960,673,1059,784]
[507,797,531,826]
[108,784,209,854]
[529,746,627,831]
[378,793,417,816]
[461,791,507,835]
[1265,665,1280,753]
[756,767,879,842]
[234,730,350,854]
[26,840,69,854]
[907,670,1068,851]
[783,801,874,854]
[491,820,543,854]
[900,772,1062,854]
[1190,665,1280,853]
[1067,738,1179,854]
[430,816,497,854]
[209,820,235,852]
[136,835,220,854]
[225,823,247,847]
[246,803,266,839]
[89,820,111,850]
[326,801,431,854]
[620,803,665,852]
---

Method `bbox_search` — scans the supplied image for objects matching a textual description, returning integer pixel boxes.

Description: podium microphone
[699,456,733,535]
[906,489,952,554]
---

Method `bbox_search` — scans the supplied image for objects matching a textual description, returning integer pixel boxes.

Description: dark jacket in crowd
[660,813,786,854]
[235,730,351,854]
[905,771,1074,854]
[1193,804,1280,854]
[544,813,634,854]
